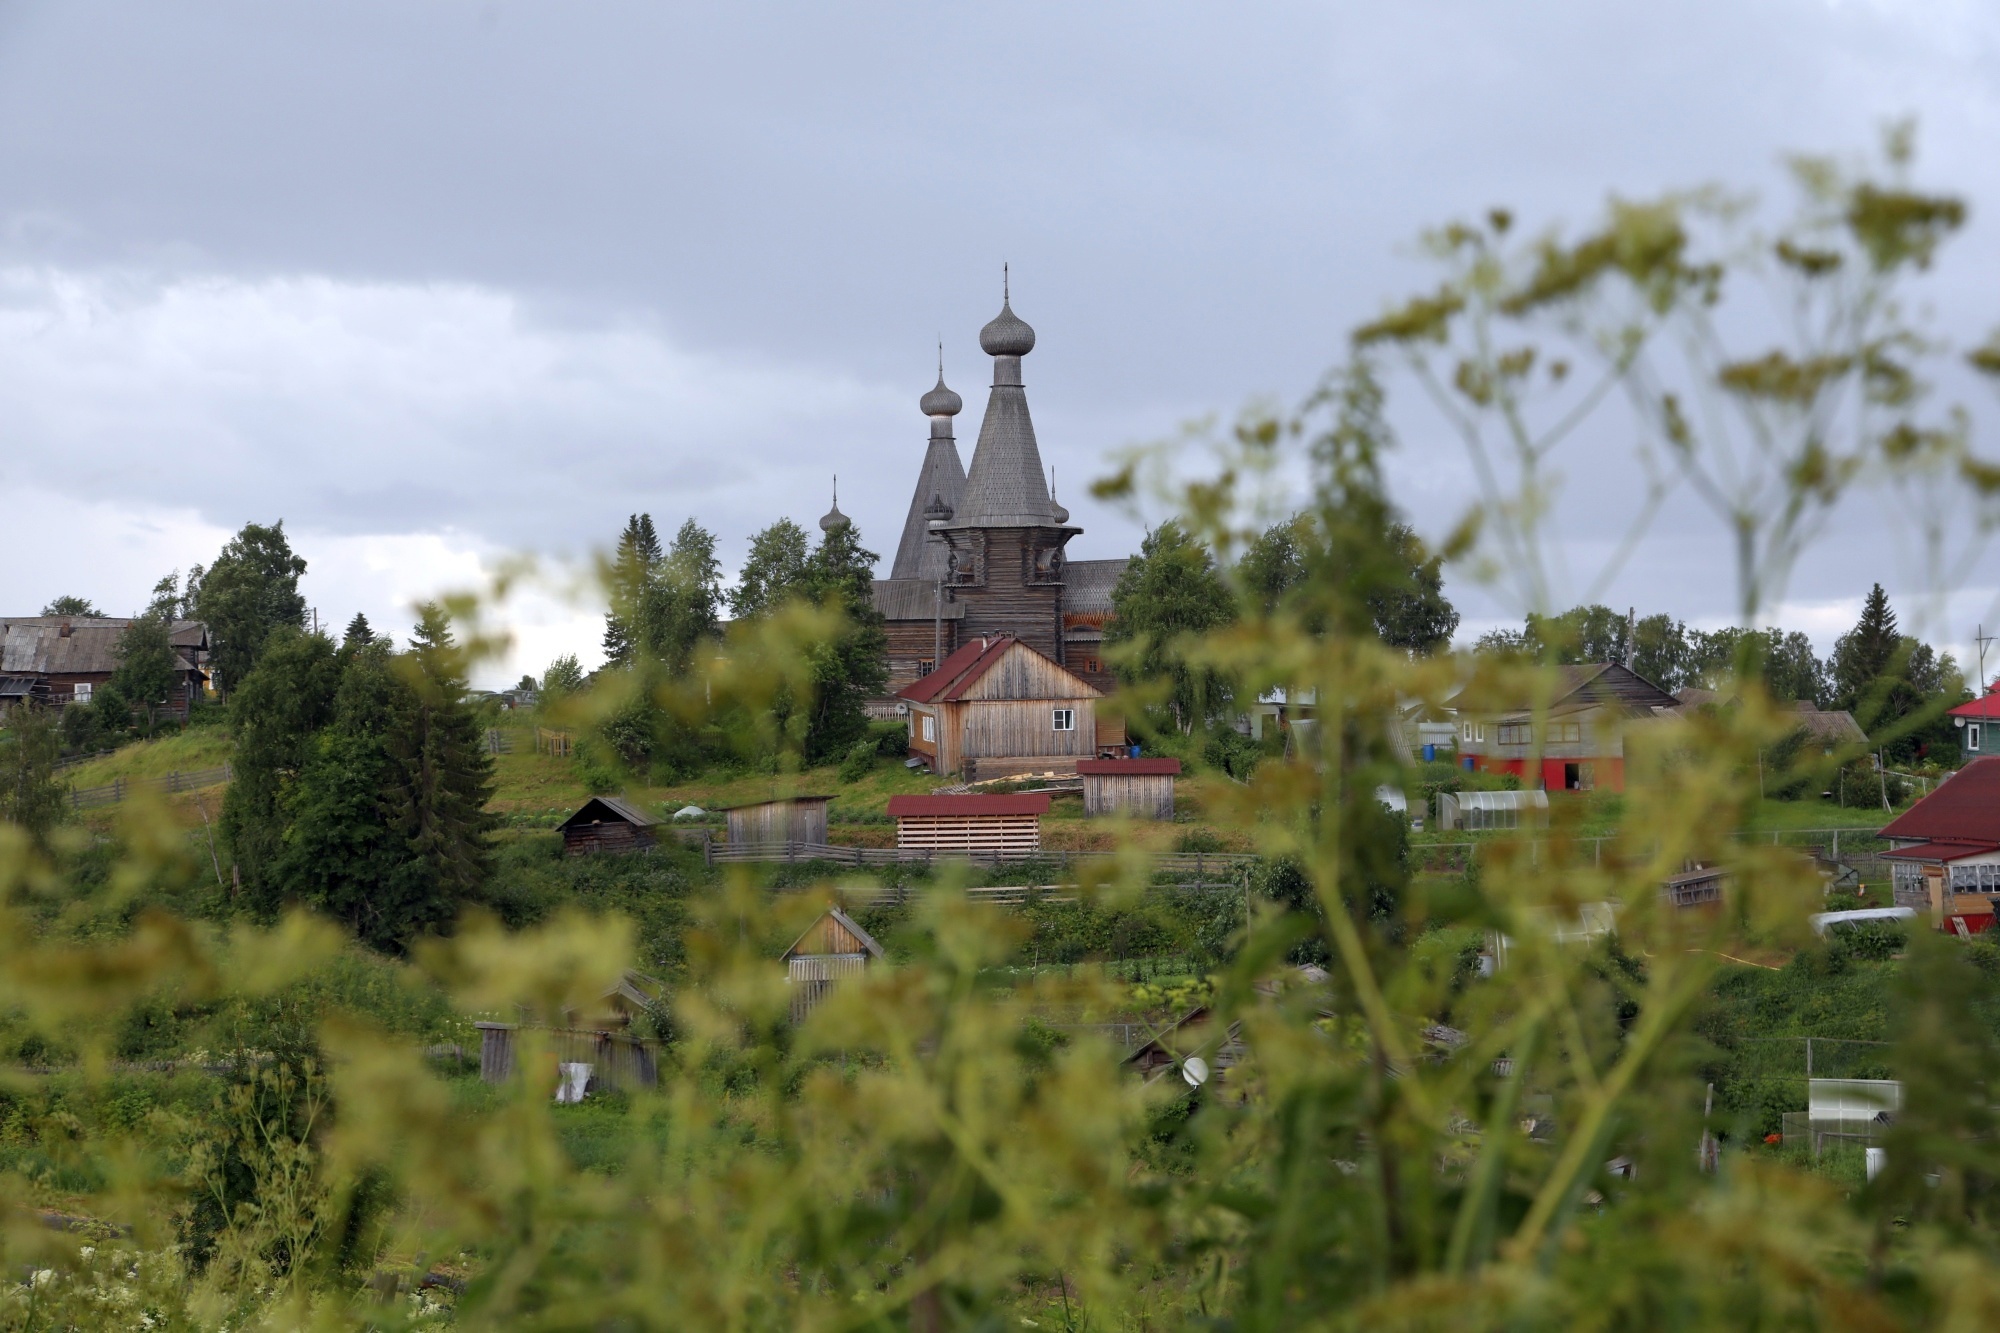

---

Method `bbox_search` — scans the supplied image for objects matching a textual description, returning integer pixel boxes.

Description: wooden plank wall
[894,813,1042,855]
[950,527,1068,664]
[727,800,830,845]
[1083,773,1175,819]
[882,618,958,694]
[958,698,1096,762]
[958,642,1095,701]
[789,913,870,958]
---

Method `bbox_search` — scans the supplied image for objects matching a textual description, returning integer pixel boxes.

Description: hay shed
[886,793,1049,855]
[558,796,661,856]
[1077,756,1181,819]
[783,906,887,1022]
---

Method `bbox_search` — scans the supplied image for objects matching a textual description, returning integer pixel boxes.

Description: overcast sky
[3,1,1998,684]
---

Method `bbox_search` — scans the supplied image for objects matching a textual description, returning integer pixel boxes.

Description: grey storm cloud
[0,0,1996,650]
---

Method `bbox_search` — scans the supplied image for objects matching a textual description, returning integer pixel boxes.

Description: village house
[897,633,1120,781]
[1452,661,1679,793]
[1949,684,2000,758]
[1879,756,2000,927]
[0,616,209,718]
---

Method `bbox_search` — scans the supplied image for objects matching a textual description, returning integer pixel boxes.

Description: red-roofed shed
[885,792,1051,856]
[1076,756,1183,819]
[896,634,1119,780]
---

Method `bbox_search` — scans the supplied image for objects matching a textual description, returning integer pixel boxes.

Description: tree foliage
[0,706,66,846]
[195,520,308,693]
[1107,519,1237,733]
[40,594,103,617]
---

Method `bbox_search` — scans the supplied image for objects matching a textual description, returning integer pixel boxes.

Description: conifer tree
[602,513,663,669]
[799,519,887,763]
[343,612,374,646]
[219,628,342,914]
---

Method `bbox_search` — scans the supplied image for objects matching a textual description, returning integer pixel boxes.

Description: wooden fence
[69,764,234,809]
[710,838,1253,879]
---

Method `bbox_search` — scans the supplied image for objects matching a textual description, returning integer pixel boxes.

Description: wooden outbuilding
[886,792,1049,856]
[898,634,1123,781]
[722,795,832,847]
[783,906,887,1022]
[1077,756,1181,819]
[475,970,664,1090]
[558,796,660,856]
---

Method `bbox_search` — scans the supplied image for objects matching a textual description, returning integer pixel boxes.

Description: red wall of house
[1469,755,1626,793]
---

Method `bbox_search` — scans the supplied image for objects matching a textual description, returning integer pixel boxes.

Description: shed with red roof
[1077,756,1182,819]
[897,634,1118,780]
[885,792,1051,856]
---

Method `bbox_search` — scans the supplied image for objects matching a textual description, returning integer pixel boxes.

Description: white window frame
[1969,723,1983,752]
[920,714,936,743]
[1052,708,1076,732]
[72,682,93,704]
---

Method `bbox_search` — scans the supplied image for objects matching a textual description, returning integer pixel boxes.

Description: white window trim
[72,682,93,703]
[920,714,936,743]
[1969,723,1983,751]
[1052,708,1076,732]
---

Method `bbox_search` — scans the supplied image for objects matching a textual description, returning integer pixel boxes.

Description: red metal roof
[1076,757,1182,776]
[896,635,1019,704]
[1879,756,2000,846]
[885,793,1052,818]
[1881,840,2000,863]
[1949,688,2000,721]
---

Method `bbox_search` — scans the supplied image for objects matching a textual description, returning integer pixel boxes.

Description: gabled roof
[1950,688,2000,721]
[782,905,887,961]
[885,793,1052,818]
[1461,661,1679,718]
[1879,757,2000,848]
[898,635,1017,703]
[0,617,207,677]
[897,634,1098,705]
[1076,758,1182,776]
[558,795,661,830]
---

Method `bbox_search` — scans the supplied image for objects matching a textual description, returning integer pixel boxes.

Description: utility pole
[1977,623,1995,695]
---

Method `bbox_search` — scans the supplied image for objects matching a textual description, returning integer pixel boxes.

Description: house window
[1558,721,1582,743]
[1950,862,2000,892]
[72,682,92,704]
[920,714,936,743]
[1084,657,1102,674]
[1052,708,1076,732]
[917,658,935,677]
[1969,723,1983,752]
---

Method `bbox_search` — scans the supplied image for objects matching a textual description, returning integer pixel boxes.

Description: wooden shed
[1077,756,1182,819]
[886,792,1049,856]
[558,796,660,856]
[474,970,664,1091]
[722,795,832,847]
[783,906,887,1022]
[898,634,1119,781]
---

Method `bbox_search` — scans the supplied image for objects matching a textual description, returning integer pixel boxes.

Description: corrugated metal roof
[1950,689,2000,721]
[886,793,1052,817]
[1880,757,2000,847]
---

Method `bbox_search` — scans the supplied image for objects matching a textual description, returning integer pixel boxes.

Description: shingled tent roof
[944,291,1073,532]
[889,393,969,580]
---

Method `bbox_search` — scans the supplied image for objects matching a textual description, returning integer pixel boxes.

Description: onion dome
[1048,467,1069,524]
[924,492,954,526]
[920,374,963,418]
[820,478,850,533]
[980,300,1036,357]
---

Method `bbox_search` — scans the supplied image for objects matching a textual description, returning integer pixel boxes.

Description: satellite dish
[1182,1056,1210,1087]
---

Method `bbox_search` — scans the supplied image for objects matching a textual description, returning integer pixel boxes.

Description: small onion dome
[819,499,849,533]
[920,373,962,418]
[980,299,1036,357]
[1049,497,1069,524]
[924,492,954,525]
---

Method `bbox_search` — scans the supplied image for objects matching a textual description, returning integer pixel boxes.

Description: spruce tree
[1832,583,1901,710]
[219,628,343,915]
[343,612,375,646]
[603,514,663,669]
[384,605,496,934]
[799,519,888,763]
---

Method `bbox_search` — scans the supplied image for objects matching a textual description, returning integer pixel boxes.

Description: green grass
[63,725,234,789]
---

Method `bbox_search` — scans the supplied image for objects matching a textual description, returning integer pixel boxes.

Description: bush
[870,719,909,758]
[838,738,877,784]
